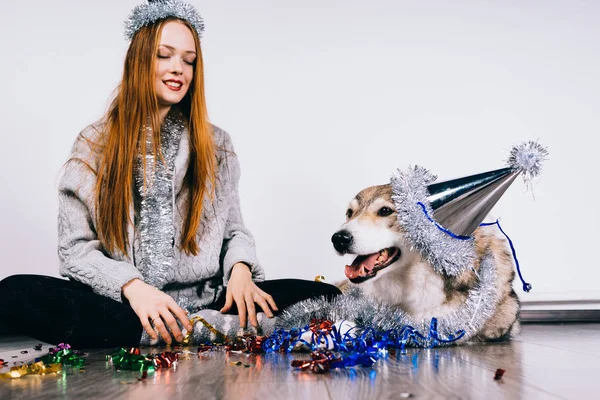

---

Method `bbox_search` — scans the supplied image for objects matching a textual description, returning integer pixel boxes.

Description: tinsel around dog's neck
[275,249,499,346]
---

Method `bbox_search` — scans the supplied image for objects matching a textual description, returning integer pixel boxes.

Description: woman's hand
[220,263,278,328]
[122,278,194,344]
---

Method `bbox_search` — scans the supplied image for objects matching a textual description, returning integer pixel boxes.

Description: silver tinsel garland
[390,166,476,276]
[143,247,498,346]
[124,0,205,40]
[135,109,184,288]
[276,250,498,346]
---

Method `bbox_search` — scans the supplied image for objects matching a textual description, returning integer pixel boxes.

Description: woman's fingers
[245,293,258,328]
[140,316,158,341]
[255,294,274,318]
[150,315,172,345]
[235,294,247,328]
[168,300,193,332]
[220,291,234,313]
[264,293,278,311]
[160,308,183,342]
[257,290,277,313]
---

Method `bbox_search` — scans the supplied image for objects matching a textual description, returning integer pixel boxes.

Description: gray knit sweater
[57,119,265,315]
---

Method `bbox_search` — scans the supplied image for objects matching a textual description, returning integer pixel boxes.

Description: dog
[331,183,521,342]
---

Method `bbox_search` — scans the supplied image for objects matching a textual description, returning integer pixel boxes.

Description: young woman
[0,0,339,348]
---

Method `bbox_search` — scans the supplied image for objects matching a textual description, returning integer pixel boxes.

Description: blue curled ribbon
[264,318,465,370]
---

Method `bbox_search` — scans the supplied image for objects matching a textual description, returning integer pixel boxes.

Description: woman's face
[155,21,196,111]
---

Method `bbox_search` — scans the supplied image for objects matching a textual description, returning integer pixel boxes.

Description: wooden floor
[1,323,598,399]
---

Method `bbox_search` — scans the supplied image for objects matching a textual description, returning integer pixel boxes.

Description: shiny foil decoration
[238,334,265,354]
[106,348,178,372]
[0,362,62,379]
[153,352,179,369]
[291,350,339,374]
[309,319,334,336]
[124,0,205,40]
[39,349,86,368]
[134,109,184,288]
[1,343,85,379]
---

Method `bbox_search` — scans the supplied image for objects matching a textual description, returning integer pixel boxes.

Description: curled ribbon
[182,316,230,345]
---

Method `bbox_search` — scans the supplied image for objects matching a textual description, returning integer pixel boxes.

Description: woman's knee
[0,274,32,293]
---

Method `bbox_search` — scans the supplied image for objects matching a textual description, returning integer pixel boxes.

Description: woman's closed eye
[158,54,194,66]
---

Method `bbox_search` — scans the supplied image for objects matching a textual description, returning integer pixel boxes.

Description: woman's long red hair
[95,18,215,256]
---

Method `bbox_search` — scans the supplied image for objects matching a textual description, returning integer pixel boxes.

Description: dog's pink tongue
[345,253,379,279]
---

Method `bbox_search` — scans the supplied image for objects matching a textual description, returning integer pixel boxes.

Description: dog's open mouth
[345,247,401,283]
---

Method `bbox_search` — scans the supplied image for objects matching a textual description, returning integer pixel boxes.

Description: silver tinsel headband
[124,0,205,41]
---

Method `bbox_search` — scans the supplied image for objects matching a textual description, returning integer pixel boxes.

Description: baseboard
[521,291,600,309]
[521,309,600,323]
[519,293,600,322]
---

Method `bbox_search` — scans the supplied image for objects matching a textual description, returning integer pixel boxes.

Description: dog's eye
[346,209,353,219]
[377,207,394,217]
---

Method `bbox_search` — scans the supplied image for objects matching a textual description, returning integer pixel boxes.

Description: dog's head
[331,183,418,285]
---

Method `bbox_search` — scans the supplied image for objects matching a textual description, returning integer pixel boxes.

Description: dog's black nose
[332,230,353,253]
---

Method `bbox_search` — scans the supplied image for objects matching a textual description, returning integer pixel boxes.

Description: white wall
[2,0,599,306]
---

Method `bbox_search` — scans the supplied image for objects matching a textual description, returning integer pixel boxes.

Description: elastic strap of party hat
[480,219,532,292]
[417,202,531,292]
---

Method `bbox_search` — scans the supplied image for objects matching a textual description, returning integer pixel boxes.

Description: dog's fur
[332,184,520,342]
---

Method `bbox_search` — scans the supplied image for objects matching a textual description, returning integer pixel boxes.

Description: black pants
[0,274,341,349]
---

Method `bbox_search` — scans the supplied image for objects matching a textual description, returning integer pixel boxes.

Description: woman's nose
[171,57,183,74]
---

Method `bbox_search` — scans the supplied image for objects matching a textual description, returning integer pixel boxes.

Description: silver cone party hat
[426,141,548,237]
[390,140,548,278]
[427,167,518,237]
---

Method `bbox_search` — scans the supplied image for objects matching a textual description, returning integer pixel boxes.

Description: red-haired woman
[0,1,339,348]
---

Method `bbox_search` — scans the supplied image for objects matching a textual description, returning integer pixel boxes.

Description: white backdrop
[2,0,599,306]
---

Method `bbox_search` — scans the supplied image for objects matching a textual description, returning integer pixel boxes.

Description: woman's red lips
[164,79,183,91]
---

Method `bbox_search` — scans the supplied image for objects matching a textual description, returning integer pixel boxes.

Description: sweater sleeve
[218,130,265,284]
[57,126,143,302]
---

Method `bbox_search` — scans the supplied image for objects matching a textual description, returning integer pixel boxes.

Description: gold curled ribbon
[182,316,230,345]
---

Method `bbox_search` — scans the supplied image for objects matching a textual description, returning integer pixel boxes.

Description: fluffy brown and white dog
[331,184,521,342]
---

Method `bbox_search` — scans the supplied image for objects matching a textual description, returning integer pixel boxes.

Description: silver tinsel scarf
[135,109,184,288]
[276,251,498,346]
[391,165,476,276]
[124,0,205,40]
